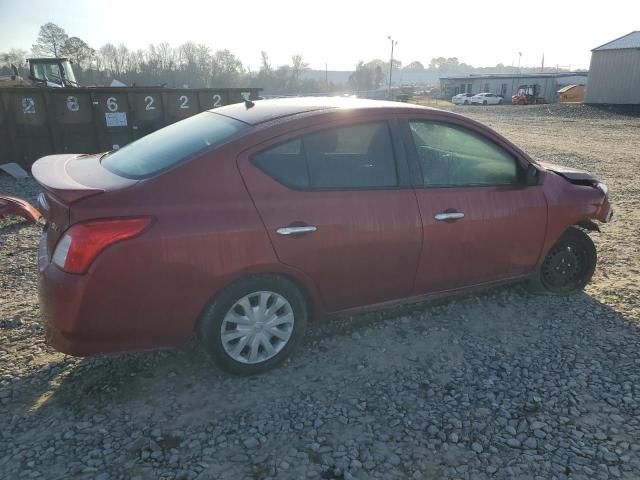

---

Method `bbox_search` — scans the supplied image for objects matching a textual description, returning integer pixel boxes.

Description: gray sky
[0,0,638,70]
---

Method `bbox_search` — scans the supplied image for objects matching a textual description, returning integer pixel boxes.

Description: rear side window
[409,121,518,186]
[252,122,397,189]
[102,112,249,179]
[251,139,309,188]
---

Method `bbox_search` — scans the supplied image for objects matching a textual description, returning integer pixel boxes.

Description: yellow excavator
[0,57,79,88]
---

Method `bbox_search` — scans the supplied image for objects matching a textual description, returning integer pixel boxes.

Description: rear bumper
[0,195,42,223]
[43,321,141,357]
[37,233,193,356]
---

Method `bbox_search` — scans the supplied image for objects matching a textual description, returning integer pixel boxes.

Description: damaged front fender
[0,195,42,224]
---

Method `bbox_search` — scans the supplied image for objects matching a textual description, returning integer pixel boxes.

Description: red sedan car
[33,97,612,374]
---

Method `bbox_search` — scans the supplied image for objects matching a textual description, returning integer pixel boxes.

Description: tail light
[52,217,152,274]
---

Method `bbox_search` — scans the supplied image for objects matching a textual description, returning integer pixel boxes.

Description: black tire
[483,100,488,105]
[498,99,503,105]
[464,100,469,105]
[528,227,597,295]
[197,274,308,375]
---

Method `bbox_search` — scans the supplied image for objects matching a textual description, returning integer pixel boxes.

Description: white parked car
[470,92,504,105]
[451,93,474,105]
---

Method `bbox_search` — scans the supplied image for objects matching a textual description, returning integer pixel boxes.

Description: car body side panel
[237,114,423,313]
[411,185,547,293]
[395,112,548,292]
[238,179,424,312]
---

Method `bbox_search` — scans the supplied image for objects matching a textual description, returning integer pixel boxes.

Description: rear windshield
[101,112,249,179]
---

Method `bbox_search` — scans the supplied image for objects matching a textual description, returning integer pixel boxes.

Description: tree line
[0,22,574,94]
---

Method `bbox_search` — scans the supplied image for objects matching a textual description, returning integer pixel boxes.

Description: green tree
[212,49,244,86]
[62,37,95,68]
[373,65,384,88]
[403,61,425,70]
[32,23,68,57]
[289,53,309,89]
[349,61,375,91]
[259,51,272,74]
[0,48,27,68]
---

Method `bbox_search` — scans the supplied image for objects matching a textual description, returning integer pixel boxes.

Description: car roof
[211,96,427,126]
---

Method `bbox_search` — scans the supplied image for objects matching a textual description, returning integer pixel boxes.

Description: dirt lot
[1,104,639,480]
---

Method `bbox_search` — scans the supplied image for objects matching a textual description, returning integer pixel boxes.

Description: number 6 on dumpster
[106,97,118,112]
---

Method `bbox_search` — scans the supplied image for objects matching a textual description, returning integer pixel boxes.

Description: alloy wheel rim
[220,291,294,364]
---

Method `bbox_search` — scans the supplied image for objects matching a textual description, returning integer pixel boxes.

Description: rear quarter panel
[66,140,318,345]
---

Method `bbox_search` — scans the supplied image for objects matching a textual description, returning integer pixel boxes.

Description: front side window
[409,121,519,187]
[102,112,249,179]
[252,122,397,189]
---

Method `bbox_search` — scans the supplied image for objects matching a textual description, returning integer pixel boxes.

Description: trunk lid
[31,153,138,256]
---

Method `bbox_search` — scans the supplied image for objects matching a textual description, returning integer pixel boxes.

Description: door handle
[434,212,465,221]
[276,225,317,236]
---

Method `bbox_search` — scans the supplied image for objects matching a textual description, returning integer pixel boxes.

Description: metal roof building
[585,31,640,104]
[439,72,588,103]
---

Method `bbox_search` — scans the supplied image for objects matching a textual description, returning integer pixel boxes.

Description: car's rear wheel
[198,275,307,374]
[464,100,469,105]
[483,100,488,105]
[529,227,597,295]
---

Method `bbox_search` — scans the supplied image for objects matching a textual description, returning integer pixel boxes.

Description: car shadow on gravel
[12,285,638,425]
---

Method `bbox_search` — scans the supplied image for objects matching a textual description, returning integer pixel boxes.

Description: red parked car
[32,97,612,374]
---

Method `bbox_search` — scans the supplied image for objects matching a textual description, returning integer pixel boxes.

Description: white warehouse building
[585,31,640,105]
[440,72,588,103]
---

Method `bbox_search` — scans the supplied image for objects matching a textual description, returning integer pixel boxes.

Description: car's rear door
[400,116,547,294]
[237,116,422,313]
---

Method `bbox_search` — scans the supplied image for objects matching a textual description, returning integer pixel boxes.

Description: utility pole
[388,36,398,100]
[517,52,522,72]
[325,62,328,92]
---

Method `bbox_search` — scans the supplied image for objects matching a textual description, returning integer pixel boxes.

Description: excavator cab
[28,58,78,88]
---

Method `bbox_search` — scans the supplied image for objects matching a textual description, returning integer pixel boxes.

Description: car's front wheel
[198,275,307,374]
[530,227,597,295]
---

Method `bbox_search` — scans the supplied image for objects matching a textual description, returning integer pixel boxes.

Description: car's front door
[238,119,423,312]
[402,118,547,294]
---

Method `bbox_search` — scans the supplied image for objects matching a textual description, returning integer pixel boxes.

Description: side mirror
[526,164,539,186]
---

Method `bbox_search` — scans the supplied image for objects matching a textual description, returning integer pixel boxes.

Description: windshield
[102,112,250,179]
[32,62,63,85]
[61,60,77,84]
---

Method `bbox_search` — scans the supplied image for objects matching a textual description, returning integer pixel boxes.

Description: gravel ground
[1,104,639,480]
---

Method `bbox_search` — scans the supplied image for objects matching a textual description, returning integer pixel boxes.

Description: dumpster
[0,86,262,167]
